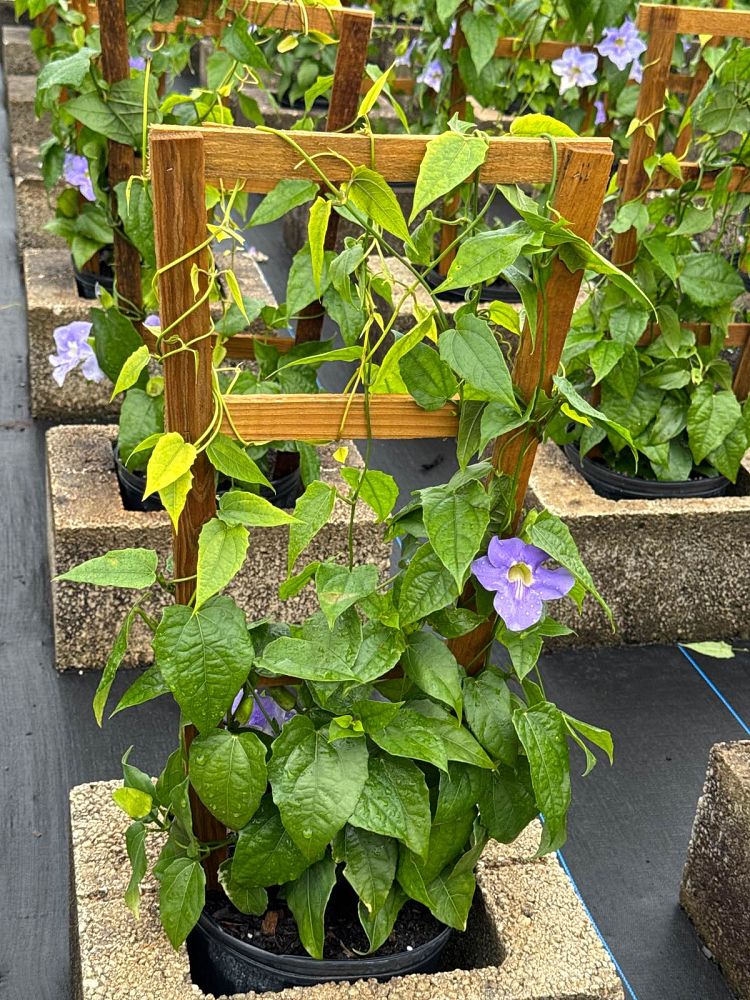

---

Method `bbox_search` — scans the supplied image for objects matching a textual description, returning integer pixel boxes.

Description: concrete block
[7,73,49,149]
[528,442,750,646]
[13,144,64,251]
[2,24,38,75]
[47,424,390,672]
[70,779,624,1000]
[681,741,750,999]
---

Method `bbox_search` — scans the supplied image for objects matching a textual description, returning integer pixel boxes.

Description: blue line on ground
[557,849,640,1000]
[677,645,750,737]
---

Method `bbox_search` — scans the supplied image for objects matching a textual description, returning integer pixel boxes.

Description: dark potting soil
[205,887,443,960]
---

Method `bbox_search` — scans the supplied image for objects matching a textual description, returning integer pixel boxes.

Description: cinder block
[47,425,390,672]
[528,442,750,646]
[13,145,63,251]
[2,25,38,75]
[7,73,49,149]
[681,741,750,999]
[70,779,624,1000]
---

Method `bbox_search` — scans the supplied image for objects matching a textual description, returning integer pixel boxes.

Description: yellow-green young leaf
[657,152,683,180]
[159,469,193,531]
[218,490,299,527]
[332,446,349,463]
[195,518,249,610]
[348,167,411,243]
[357,62,393,118]
[411,131,488,222]
[682,641,735,660]
[487,300,521,335]
[560,402,591,427]
[308,197,332,295]
[111,344,151,399]
[224,268,250,323]
[144,432,197,498]
[509,114,578,138]
[206,434,273,489]
[340,467,399,522]
[57,548,158,588]
[370,313,436,392]
[112,786,153,819]
[277,34,298,52]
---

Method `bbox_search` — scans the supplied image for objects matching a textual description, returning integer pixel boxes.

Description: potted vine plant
[59,122,647,992]
[553,38,750,500]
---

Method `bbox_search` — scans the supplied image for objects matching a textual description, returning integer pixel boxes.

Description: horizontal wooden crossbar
[617,159,750,192]
[637,3,750,38]
[149,126,613,193]
[639,323,750,348]
[155,0,372,36]
[221,393,460,440]
[222,332,295,360]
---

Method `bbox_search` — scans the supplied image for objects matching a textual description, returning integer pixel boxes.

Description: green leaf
[285,855,337,959]
[437,222,531,292]
[397,806,475,905]
[249,179,319,227]
[359,706,449,772]
[279,561,320,601]
[287,480,336,573]
[439,315,517,408]
[286,245,335,316]
[687,385,742,465]
[268,715,369,861]
[189,728,267,830]
[348,166,411,243]
[457,400,486,469]
[37,47,95,91]
[221,14,271,68]
[477,764,536,841]
[526,511,611,623]
[681,641,735,660]
[67,78,159,148]
[124,821,147,918]
[371,313,436,392]
[589,340,625,385]
[403,631,463,718]
[232,796,309,887]
[112,786,153,820]
[206,434,272,489]
[514,702,571,854]
[195,518,249,610]
[218,859,268,915]
[411,131,488,222]
[157,857,205,949]
[509,113,578,137]
[308,197,332,295]
[93,607,137,726]
[111,344,150,400]
[418,713,495,769]
[400,343,458,410]
[342,826,397,914]
[57,548,158,589]
[92,307,147,387]
[553,377,634,453]
[422,479,490,589]
[218,490,298,527]
[349,753,431,858]
[153,596,254,733]
[315,563,379,629]
[340,467,398,522]
[422,857,477,930]
[680,252,746,308]
[144,433,196,498]
[112,664,170,716]
[358,885,407,953]
[399,544,459,626]
[463,671,516,766]
[159,470,193,532]
[118,389,163,471]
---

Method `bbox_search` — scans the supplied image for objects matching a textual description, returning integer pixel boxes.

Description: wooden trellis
[149,123,613,872]
[68,0,373,349]
[612,2,750,397]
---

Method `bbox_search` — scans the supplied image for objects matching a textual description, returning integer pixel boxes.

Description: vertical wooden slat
[672,0,728,158]
[98,0,144,319]
[612,7,679,269]
[449,144,614,671]
[437,6,469,275]
[294,11,372,344]
[151,129,226,886]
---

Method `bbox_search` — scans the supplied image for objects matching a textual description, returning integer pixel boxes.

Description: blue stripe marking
[557,849,640,1000]
[677,645,750,737]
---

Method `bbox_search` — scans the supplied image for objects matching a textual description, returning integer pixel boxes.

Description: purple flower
[144,314,160,328]
[594,98,606,126]
[551,47,598,92]
[48,321,104,387]
[417,59,444,93]
[231,689,295,735]
[629,59,643,83]
[442,19,456,51]
[129,55,147,71]
[471,537,574,633]
[394,38,418,67]
[596,20,646,73]
[62,153,95,202]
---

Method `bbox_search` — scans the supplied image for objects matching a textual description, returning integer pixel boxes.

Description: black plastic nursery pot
[188,907,453,995]
[563,443,731,501]
[73,253,115,300]
[114,444,304,512]
[423,265,523,304]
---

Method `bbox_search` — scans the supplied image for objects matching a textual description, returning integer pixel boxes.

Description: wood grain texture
[156,0,373,35]
[97,0,143,319]
[150,130,226,883]
[637,2,750,38]
[640,322,750,348]
[449,143,613,671]
[294,11,372,344]
[221,393,460,440]
[617,160,750,193]
[150,125,613,191]
[223,332,295,360]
